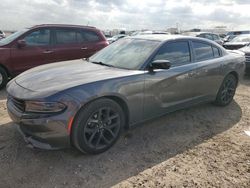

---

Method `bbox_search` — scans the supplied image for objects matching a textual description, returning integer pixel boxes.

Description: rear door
[190,40,223,97]
[10,28,52,74]
[143,40,202,119]
[50,28,104,62]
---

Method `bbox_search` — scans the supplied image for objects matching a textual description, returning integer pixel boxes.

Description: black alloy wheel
[215,74,237,106]
[72,98,125,154]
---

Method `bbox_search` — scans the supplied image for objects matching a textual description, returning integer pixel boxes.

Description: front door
[143,40,202,120]
[10,28,52,75]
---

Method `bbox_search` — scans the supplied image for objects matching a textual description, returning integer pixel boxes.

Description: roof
[128,34,222,48]
[30,24,96,29]
[182,32,218,37]
[129,34,206,42]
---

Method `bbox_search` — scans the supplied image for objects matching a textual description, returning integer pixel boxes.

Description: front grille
[8,96,25,112]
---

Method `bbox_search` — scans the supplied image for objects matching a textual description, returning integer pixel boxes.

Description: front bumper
[7,98,71,150]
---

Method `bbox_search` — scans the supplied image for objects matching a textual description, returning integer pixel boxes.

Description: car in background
[0,24,108,89]
[130,30,170,36]
[7,35,245,154]
[223,35,237,43]
[223,34,250,50]
[219,34,226,39]
[182,32,223,45]
[224,30,250,43]
[107,34,127,44]
[0,30,5,39]
[239,44,250,73]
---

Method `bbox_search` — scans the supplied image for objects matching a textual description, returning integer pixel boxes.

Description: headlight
[25,101,66,113]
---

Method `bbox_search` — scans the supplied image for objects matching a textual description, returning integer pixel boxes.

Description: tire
[214,74,237,106]
[0,67,8,89]
[72,98,125,154]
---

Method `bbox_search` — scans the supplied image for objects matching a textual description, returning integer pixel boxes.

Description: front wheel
[214,74,237,106]
[72,98,125,154]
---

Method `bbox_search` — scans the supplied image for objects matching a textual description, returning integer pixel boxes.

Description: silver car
[7,35,245,154]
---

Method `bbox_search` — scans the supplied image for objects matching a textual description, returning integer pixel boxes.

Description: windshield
[89,38,160,70]
[231,35,250,43]
[0,29,27,45]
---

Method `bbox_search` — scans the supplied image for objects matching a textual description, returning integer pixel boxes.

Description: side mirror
[150,60,171,70]
[17,40,26,48]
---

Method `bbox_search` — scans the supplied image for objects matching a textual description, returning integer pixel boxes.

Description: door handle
[43,50,53,54]
[81,47,88,50]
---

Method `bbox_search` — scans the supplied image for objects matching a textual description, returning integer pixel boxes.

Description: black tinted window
[213,47,220,57]
[153,41,191,65]
[193,42,214,61]
[24,29,50,46]
[55,29,77,44]
[82,30,100,42]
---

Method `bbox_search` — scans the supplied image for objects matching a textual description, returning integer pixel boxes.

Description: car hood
[14,59,143,93]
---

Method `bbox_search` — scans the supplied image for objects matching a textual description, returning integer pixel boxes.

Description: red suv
[0,24,108,89]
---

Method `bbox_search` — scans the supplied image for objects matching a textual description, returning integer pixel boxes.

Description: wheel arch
[69,94,130,149]
[71,94,130,134]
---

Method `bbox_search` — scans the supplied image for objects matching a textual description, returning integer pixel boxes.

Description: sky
[1,0,250,31]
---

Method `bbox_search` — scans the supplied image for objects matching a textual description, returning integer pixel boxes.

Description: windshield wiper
[90,61,115,68]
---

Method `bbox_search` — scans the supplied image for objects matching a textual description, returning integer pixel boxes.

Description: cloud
[0,0,250,31]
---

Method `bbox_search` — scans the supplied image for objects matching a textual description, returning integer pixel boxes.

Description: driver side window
[24,29,50,46]
[153,41,191,66]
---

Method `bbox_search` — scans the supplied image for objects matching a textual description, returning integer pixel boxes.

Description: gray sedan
[7,35,245,154]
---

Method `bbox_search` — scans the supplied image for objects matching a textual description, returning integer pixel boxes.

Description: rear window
[55,29,101,44]
[193,42,214,61]
[213,47,220,58]
[82,30,100,42]
[55,29,77,44]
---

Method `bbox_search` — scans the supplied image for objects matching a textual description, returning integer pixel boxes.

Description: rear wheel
[0,67,8,89]
[214,74,237,106]
[72,98,125,154]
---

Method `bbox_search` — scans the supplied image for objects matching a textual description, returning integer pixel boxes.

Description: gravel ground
[0,77,249,188]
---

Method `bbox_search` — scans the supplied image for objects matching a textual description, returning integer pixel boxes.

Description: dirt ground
[0,77,249,188]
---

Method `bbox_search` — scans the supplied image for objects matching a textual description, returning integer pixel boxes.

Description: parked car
[107,34,127,44]
[239,45,250,73]
[0,24,108,89]
[0,30,5,39]
[223,34,250,50]
[183,32,223,45]
[134,31,170,35]
[224,30,250,43]
[7,35,245,154]
[223,35,237,43]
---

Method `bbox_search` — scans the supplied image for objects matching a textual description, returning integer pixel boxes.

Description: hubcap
[221,77,236,104]
[83,107,120,150]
